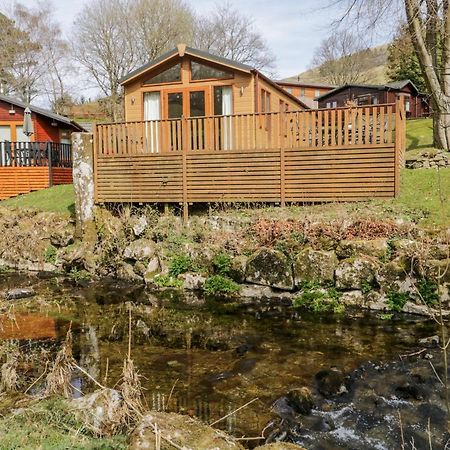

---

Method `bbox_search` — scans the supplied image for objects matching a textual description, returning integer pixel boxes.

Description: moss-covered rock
[422,259,450,283]
[376,255,415,293]
[246,248,293,290]
[335,257,378,290]
[286,387,314,415]
[228,255,248,283]
[336,239,389,259]
[293,248,337,286]
[123,239,156,261]
[129,412,245,450]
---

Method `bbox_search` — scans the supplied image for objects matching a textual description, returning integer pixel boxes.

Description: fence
[94,100,405,219]
[0,142,73,200]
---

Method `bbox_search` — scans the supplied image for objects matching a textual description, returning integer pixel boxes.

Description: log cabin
[275,80,335,109]
[120,44,309,125]
[0,94,84,200]
[316,80,431,118]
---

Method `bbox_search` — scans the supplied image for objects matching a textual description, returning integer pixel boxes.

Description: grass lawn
[0,184,75,215]
[406,117,434,156]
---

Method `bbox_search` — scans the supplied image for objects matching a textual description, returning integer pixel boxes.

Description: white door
[0,125,11,166]
[144,92,161,153]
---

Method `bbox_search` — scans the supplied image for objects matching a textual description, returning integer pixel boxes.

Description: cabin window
[0,125,11,142]
[260,89,271,113]
[326,102,331,108]
[214,86,233,116]
[286,87,293,94]
[332,101,337,108]
[315,89,320,98]
[144,63,181,84]
[191,61,233,80]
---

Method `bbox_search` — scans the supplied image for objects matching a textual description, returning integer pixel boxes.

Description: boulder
[246,248,294,290]
[293,248,337,286]
[143,257,161,283]
[336,239,389,259]
[335,257,378,290]
[116,262,143,282]
[376,256,415,293]
[5,287,36,300]
[182,273,206,290]
[286,387,314,415]
[71,388,124,436]
[228,255,248,283]
[315,368,346,397]
[123,239,156,261]
[130,216,148,237]
[128,411,245,450]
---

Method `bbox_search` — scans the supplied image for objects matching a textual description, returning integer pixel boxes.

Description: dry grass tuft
[0,344,19,392]
[45,329,76,398]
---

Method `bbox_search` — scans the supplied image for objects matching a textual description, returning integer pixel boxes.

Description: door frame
[162,86,211,119]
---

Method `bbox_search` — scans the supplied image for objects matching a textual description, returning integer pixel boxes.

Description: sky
[23,0,346,78]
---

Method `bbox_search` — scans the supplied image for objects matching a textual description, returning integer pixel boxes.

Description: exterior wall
[122,55,306,121]
[277,82,333,102]
[257,78,304,112]
[0,100,71,142]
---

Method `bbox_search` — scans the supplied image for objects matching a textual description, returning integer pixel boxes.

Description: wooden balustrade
[95,103,398,156]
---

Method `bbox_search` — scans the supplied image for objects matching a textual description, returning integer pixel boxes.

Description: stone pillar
[72,133,95,238]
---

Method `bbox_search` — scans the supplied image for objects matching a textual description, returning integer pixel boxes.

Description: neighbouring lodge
[316,80,431,118]
[276,80,335,109]
[0,94,83,200]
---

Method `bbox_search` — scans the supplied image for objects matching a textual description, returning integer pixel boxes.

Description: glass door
[189,90,206,150]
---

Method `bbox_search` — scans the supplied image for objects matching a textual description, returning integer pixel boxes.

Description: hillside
[285,45,389,85]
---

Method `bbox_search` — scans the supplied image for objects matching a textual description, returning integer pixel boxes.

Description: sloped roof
[316,79,419,101]
[277,80,335,89]
[0,94,85,131]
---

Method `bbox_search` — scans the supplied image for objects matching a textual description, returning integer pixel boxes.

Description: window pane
[190,91,205,117]
[168,92,183,119]
[214,86,223,115]
[0,125,11,141]
[191,61,233,80]
[144,64,181,85]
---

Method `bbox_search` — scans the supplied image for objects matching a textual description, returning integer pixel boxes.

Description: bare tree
[193,3,275,73]
[330,0,450,150]
[312,31,372,85]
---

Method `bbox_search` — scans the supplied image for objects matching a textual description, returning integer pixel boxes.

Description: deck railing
[0,142,72,168]
[95,102,399,156]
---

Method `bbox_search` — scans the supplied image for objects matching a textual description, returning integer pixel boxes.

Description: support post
[72,132,95,239]
[394,96,405,197]
[181,116,189,224]
[47,142,53,188]
[280,147,285,207]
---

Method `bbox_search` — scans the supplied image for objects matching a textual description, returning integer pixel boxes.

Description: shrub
[169,255,192,277]
[153,274,183,288]
[213,252,231,275]
[203,275,240,295]
[44,245,57,265]
[68,267,91,282]
[386,291,410,312]
[361,280,373,294]
[294,287,344,314]
[417,280,439,306]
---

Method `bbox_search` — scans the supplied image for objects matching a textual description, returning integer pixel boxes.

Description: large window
[260,89,271,112]
[191,61,233,81]
[144,63,181,85]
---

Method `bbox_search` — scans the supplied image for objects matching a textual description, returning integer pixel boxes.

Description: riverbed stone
[246,248,294,290]
[336,239,389,259]
[5,287,36,300]
[128,411,245,450]
[71,388,124,436]
[335,257,378,290]
[315,368,346,397]
[229,255,248,283]
[123,239,156,261]
[293,248,337,286]
[287,387,314,415]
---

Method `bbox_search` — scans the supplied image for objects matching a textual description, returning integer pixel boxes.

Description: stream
[0,272,447,449]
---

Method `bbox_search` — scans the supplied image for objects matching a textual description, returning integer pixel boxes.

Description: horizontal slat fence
[94,100,405,211]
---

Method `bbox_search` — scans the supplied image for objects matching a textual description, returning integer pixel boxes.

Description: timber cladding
[95,145,395,204]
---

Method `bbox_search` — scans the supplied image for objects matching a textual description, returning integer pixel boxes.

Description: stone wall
[406,151,450,169]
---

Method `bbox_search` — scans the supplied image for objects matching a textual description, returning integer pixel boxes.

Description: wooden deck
[94,100,405,217]
[0,142,73,200]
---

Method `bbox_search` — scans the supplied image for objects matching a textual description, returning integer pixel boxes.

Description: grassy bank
[1,168,449,226]
[406,117,433,155]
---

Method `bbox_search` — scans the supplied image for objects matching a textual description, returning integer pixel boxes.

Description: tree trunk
[433,106,450,149]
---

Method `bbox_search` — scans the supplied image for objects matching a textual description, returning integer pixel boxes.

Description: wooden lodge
[276,80,335,109]
[93,44,406,219]
[0,94,83,200]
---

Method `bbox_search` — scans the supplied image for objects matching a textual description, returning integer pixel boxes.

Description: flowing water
[0,272,444,449]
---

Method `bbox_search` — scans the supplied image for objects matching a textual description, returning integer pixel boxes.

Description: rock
[58,243,86,269]
[293,248,338,286]
[287,387,314,415]
[340,290,366,307]
[246,248,294,290]
[143,257,161,283]
[131,216,148,237]
[50,228,74,247]
[423,259,450,283]
[419,335,440,347]
[182,273,206,290]
[376,256,415,293]
[5,287,36,300]
[116,262,143,282]
[335,257,378,290]
[337,239,389,259]
[123,239,156,261]
[128,411,245,450]
[315,368,346,397]
[254,444,306,450]
[71,388,124,436]
[390,239,417,254]
[228,255,248,283]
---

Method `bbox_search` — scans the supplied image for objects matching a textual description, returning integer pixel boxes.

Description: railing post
[280,146,285,207]
[181,116,189,224]
[394,95,405,197]
[47,142,53,188]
